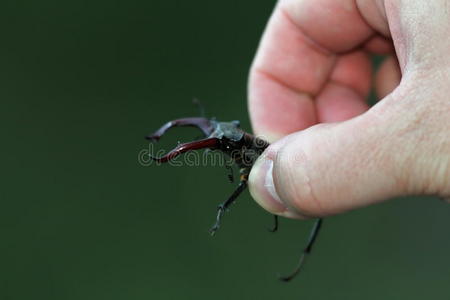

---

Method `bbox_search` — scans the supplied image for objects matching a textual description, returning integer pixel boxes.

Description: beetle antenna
[192,98,206,118]
[278,218,323,282]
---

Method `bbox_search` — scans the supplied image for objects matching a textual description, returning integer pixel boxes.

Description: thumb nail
[249,151,304,218]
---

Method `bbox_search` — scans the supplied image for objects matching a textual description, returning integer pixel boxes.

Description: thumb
[248,108,410,218]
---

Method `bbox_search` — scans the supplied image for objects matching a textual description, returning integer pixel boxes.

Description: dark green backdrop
[1,1,449,299]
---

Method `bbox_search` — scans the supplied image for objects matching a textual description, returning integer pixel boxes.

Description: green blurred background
[1,0,449,299]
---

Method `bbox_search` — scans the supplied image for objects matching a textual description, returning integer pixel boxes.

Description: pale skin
[247,0,450,219]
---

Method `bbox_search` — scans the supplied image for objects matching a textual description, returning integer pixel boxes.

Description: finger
[316,51,371,122]
[375,55,401,99]
[355,0,390,37]
[249,0,384,140]
[364,35,394,54]
[316,82,369,123]
[283,0,375,53]
[249,71,317,142]
[248,5,336,141]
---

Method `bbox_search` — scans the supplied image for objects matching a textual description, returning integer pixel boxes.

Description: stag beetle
[145,116,323,281]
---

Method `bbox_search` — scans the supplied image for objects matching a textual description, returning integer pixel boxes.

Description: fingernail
[249,155,288,214]
[264,160,283,205]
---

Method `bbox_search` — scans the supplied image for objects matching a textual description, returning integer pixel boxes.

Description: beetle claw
[209,181,247,236]
[267,215,279,233]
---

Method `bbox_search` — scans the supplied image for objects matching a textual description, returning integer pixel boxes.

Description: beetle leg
[209,179,247,236]
[150,137,220,163]
[268,215,279,233]
[278,218,323,282]
[146,117,214,141]
[225,165,234,183]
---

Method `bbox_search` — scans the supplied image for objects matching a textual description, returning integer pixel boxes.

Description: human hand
[247,0,450,218]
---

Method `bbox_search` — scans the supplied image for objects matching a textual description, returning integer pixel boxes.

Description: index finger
[248,0,376,141]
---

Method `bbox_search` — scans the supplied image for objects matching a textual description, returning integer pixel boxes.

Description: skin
[247,0,450,219]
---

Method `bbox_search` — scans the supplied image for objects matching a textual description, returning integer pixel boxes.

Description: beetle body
[208,120,269,175]
[146,116,322,282]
